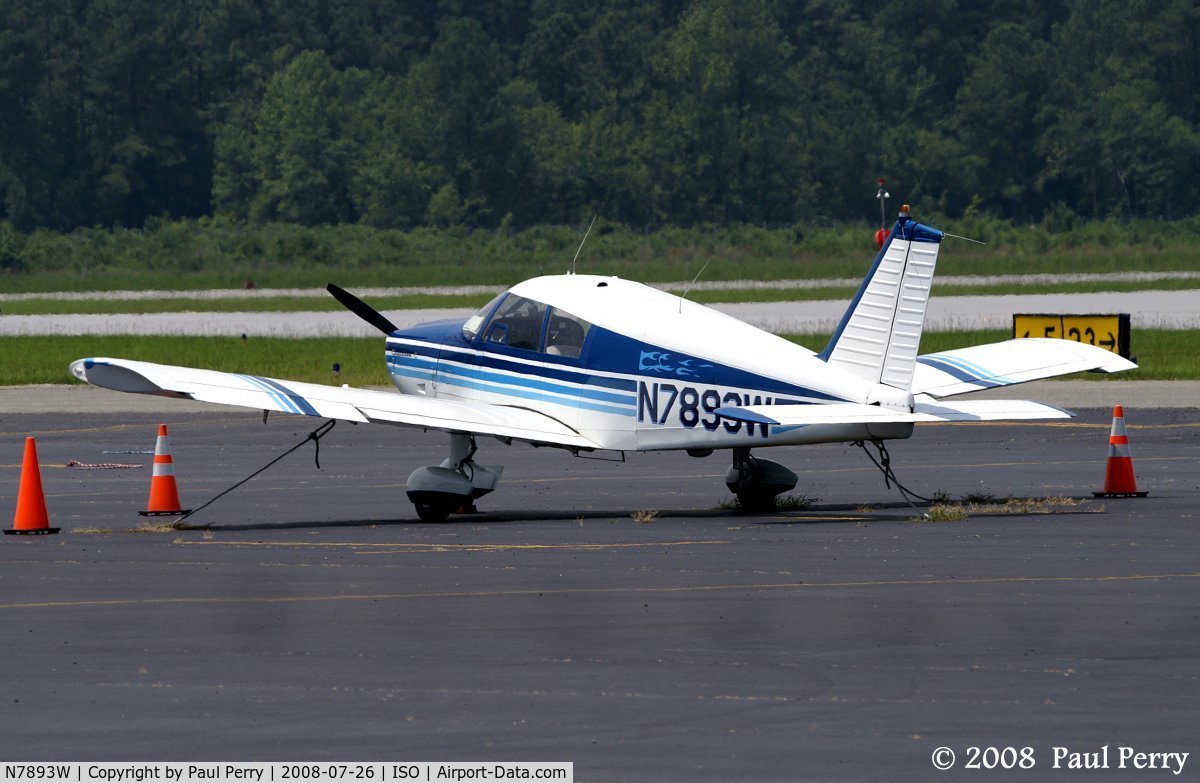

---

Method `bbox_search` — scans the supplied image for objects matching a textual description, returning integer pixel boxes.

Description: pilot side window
[482,295,548,351]
[544,308,590,359]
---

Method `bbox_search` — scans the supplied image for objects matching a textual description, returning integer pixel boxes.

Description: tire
[414,500,452,522]
[736,491,777,513]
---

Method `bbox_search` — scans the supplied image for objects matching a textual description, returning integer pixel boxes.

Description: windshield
[462,292,506,340]
[482,295,548,350]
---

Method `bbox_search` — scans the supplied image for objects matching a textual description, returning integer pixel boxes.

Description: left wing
[69,358,599,449]
[913,338,1137,398]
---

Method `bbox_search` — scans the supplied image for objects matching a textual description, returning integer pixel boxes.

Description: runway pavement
[1,405,1198,780]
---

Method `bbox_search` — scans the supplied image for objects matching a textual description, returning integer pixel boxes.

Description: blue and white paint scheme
[70,210,1137,519]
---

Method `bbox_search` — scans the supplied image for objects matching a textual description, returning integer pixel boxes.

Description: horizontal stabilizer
[913,338,1137,398]
[717,402,921,426]
[717,398,1071,427]
[911,398,1071,421]
[69,357,599,449]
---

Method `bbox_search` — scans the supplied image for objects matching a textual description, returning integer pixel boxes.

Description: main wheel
[414,500,452,522]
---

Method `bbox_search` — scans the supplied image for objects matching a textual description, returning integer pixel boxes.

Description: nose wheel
[413,498,454,522]
[406,433,503,521]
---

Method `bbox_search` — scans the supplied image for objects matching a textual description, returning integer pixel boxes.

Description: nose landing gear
[406,433,503,521]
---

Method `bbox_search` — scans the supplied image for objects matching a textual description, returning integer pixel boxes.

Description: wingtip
[68,359,89,382]
[1098,356,1139,373]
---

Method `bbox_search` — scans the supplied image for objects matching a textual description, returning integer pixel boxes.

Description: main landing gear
[724,447,798,512]
[406,433,504,521]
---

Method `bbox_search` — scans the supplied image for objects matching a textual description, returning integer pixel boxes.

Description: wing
[912,338,1137,398]
[716,398,1070,426]
[69,358,599,450]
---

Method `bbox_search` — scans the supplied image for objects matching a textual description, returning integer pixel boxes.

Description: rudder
[820,209,944,389]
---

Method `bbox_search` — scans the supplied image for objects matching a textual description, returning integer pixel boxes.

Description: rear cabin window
[544,308,590,359]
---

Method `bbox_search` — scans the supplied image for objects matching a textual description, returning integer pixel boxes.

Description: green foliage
[3,216,1199,294]
[0,225,26,272]
[249,51,360,224]
[5,2,1200,232]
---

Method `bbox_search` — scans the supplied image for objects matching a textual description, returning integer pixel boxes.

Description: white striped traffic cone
[1092,405,1148,498]
[139,424,192,516]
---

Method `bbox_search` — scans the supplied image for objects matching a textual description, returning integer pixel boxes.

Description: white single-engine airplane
[71,210,1135,520]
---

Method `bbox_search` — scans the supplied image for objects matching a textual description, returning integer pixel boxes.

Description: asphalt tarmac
[2,405,1198,780]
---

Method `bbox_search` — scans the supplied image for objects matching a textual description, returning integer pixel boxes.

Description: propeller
[327,283,398,335]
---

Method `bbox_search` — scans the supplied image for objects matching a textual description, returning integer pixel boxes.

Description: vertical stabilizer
[820,212,944,389]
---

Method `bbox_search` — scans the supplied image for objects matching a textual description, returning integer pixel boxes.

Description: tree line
[2,0,1198,233]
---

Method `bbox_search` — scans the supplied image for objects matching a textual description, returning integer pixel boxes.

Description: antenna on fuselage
[570,215,597,275]
[678,258,711,313]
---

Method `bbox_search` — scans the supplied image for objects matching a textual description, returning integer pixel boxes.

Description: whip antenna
[679,258,711,313]
[571,216,597,274]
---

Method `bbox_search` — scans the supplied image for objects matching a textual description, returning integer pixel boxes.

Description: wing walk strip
[4,573,1196,610]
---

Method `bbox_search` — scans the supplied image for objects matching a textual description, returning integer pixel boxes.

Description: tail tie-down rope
[854,438,934,516]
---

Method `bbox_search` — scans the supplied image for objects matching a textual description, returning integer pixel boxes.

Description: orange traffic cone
[1093,405,1149,498]
[139,424,191,516]
[6,437,60,535]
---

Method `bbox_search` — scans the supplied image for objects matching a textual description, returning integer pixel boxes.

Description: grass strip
[4,336,389,386]
[2,330,1192,386]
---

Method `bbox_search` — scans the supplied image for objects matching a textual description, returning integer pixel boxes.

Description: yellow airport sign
[1013,313,1130,358]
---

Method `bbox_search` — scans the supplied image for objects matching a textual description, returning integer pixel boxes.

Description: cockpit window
[462,292,506,341]
[544,308,590,359]
[468,293,591,359]
[482,295,548,350]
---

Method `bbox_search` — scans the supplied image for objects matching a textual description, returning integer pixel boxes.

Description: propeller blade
[327,283,398,335]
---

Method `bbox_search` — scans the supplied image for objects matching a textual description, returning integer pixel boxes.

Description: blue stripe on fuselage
[388,361,631,417]
[585,328,845,402]
[387,339,637,393]
[387,324,848,415]
[386,352,636,408]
